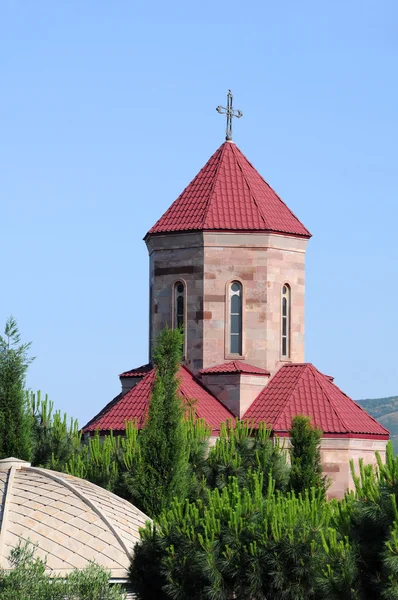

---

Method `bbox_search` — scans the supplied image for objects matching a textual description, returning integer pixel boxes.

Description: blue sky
[1,1,397,426]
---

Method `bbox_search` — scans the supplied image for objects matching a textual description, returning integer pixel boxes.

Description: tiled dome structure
[0,457,148,591]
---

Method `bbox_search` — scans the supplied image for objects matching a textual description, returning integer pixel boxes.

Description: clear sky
[1,1,397,426]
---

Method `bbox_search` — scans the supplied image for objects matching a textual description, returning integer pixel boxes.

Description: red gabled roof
[119,363,152,378]
[147,142,310,238]
[83,365,233,435]
[200,360,270,376]
[243,363,389,439]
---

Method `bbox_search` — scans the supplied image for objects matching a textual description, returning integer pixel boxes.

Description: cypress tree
[289,415,328,498]
[126,327,189,517]
[0,317,33,460]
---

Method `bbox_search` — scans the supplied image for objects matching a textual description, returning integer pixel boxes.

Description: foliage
[289,415,329,498]
[357,397,398,453]
[205,419,289,494]
[125,327,190,517]
[67,421,141,497]
[29,390,81,470]
[0,316,34,461]
[131,472,360,600]
[0,543,63,600]
[0,543,126,600]
[183,409,211,501]
[332,442,398,600]
[64,561,126,599]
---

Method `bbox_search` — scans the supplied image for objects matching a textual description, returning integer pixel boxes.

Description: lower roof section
[83,365,234,435]
[83,362,388,441]
[244,363,389,439]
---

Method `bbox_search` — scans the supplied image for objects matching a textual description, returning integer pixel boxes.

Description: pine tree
[289,415,328,498]
[126,327,189,517]
[29,391,81,470]
[0,317,34,460]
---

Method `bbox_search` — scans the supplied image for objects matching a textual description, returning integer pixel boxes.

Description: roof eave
[145,227,311,240]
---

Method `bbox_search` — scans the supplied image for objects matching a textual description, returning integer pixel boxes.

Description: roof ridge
[234,146,311,237]
[119,362,152,377]
[0,466,16,566]
[148,144,223,234]
[82,370,155,431]
[179,365,235,418]
[312,366,389,435]
[308,365,348,432]
[28,467,131,557]
[268,364,309,427]
[202,142,229,227]
[82,392,123,431]
[230,143,267,228]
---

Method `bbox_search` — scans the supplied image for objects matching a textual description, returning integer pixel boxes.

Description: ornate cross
[216,90,243,141]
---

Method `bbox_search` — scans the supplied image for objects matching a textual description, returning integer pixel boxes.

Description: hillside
[357,396,398,452]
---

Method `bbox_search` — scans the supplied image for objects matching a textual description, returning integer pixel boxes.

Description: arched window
[174,281,185,330]
[229,281,242,355]
[281,284,291,358]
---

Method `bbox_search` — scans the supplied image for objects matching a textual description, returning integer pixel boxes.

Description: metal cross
[216,90,243,141]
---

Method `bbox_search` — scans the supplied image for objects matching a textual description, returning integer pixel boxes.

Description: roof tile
[148,142,310,237]
[200,361,270,376]
[244,363,389,438]
[119,363,152,378]
[83,366,233,435]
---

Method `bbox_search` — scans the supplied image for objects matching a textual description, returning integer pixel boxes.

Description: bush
[0,543,126,600]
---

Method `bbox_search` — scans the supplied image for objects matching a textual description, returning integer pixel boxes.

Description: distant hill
[357,396,398,452]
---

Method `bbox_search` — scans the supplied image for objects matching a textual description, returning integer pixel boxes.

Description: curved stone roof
[0,458,149,580]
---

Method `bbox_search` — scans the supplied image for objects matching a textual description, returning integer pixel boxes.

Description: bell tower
[145,93,310,380]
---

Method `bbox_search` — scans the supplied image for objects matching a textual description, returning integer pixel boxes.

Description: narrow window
[174,282,185,329]
[281,284,291,358]
[229,281,242,355]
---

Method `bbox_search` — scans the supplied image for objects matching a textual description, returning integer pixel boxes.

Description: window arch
[229,281,242,355]
[281,284,291,358]
[174,281,185,330]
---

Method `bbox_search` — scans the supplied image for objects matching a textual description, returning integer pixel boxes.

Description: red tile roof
[119,363,152,378]
[83,365,233,435]
[243,363,389,439]
[147,142,310,238]
[200,361,270,376]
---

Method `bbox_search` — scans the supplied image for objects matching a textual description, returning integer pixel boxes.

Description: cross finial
[216,90,243,141]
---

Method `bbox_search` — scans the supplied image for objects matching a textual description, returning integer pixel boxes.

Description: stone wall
[202,232,308,375]
[146,231,308,376]
[200,372,270,418]
[146,232,204,372]
[281,436,388,499]
[321,437,388,499]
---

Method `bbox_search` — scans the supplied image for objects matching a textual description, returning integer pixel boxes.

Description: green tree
[65,562,126,600]
[67,421,141,497]
[125,327,189,517]
[130,471,359,600]
[336,442,398,600]
[289,415,328,498]
[0,317,33,460]
[0,543,126,600]
[205,419,289,494]
[29,391,81,470]
[0,543,63,600]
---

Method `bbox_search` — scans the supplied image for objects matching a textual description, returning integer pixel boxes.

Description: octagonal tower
[145,141,311,378]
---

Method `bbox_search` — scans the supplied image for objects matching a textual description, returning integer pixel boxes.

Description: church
[83,93,388,498]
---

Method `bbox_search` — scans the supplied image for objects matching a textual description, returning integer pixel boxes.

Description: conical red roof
[243,363,389,438]
[147,142,310,237]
